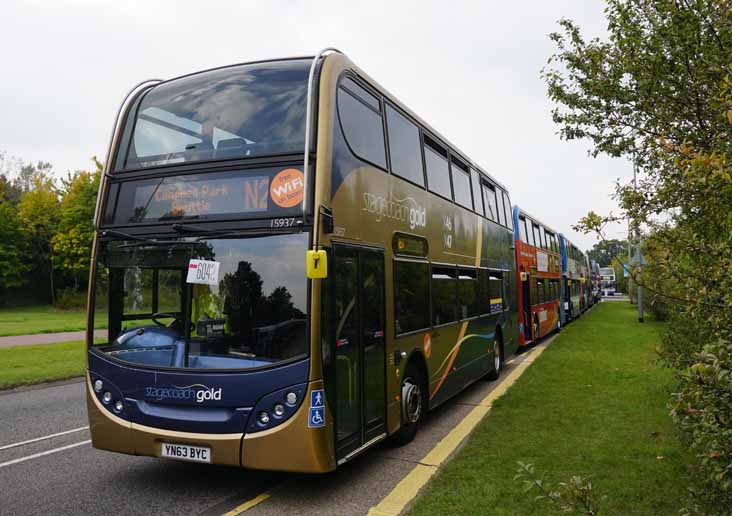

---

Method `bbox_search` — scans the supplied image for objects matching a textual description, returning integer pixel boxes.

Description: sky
[0,0,631,250]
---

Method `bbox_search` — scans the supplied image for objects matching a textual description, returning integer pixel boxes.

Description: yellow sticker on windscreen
[270,168,304,208]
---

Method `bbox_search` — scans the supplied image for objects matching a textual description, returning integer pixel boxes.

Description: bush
[545,2,732,510]
[55,288,87,310]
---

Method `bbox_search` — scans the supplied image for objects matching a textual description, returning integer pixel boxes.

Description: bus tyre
[390,362,425,446]
[486,336,502,381]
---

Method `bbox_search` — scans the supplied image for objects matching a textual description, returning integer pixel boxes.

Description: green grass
[410,302,693,515]
[0,305,105,336]
[0,341,85,389]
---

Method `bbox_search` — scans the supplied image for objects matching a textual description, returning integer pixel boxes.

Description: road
[0,343,548,516]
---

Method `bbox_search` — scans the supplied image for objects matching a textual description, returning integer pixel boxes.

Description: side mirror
[306,250,328,279]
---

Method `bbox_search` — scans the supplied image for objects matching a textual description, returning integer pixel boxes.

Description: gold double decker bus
[86,50,519,472]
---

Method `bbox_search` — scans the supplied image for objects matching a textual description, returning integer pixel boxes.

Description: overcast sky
[1,0,630,250]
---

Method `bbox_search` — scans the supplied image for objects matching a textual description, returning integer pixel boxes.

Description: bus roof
[514,205,560,235]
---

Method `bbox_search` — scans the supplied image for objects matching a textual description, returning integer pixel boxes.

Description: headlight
[114,400,124,413]
[93,379,103,393]
[102,392,112,404]
[257,411,270,425]
[285,392,297,405]
[273,403,285,417]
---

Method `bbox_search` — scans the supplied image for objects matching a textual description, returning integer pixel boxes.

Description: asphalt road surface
[0,347,544,516]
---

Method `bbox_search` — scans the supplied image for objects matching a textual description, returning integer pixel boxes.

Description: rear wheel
[486,335,503,381]
[389,361,426,446]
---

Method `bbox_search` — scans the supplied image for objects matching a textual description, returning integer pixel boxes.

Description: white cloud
[1,0,630,250]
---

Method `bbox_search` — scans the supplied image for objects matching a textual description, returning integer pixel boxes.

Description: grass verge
[409,302,693,515]
[0,305,105,336]
[0,341,85,390]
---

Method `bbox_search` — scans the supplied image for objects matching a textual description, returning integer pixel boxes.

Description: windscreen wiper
[100,229,158,242]
[101,229,191,248]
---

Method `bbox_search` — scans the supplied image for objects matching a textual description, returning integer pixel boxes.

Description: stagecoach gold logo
[145,384,223,403]
[362,192,427,230]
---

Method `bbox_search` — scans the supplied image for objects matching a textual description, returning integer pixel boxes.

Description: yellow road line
[222,490,272,516]
[367,338,553,516]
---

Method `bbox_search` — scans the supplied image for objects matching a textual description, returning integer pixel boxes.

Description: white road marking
[0,426,89,452]
[0,440,91,469]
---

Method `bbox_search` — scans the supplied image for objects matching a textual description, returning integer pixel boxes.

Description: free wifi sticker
[270,168,305,208]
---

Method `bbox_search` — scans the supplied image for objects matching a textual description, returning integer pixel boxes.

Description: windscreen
[116,59,309,171]
[92,233,309,370]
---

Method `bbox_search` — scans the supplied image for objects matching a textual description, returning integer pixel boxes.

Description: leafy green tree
[0,201,28,294]
[545,1,732,509]
[587,238,627,267]
[17,175,60,304]
[52,159,101,289]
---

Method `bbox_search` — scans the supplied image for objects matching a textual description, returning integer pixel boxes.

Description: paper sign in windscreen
[187,259,220,286]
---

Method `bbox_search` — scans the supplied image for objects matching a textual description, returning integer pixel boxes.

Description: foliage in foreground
[544,1,732,509]
[515,462,604,516]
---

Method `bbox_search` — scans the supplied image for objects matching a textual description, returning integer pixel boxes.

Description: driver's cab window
[96,267,184,339]
[120,269,183,325]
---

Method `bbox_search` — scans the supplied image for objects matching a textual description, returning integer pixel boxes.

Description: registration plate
[160,442,211,463]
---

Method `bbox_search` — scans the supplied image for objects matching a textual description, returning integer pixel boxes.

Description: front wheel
[389,362,426,446]
[486,335,503,381]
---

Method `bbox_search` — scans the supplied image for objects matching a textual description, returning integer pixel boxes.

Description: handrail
[93,79,162,229]
[302,47,342,244]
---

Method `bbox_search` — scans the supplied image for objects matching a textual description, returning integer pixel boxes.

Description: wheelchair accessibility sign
[308,389,325,428]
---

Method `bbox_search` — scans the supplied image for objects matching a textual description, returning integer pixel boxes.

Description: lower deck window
[394,260,430,335]
[431,266,457,325]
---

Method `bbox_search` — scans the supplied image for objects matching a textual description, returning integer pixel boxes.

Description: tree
[0,201,28,294]
[544,1,732,509]
[17,175,59,304]
[0,152,25,205]
[587,238,627,267]
[52,159,101,289]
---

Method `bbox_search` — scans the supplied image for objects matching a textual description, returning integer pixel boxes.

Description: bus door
[521,272,531,341]
[332,245,386,460]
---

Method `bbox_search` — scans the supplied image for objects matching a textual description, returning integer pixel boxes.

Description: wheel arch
[404,348,429,408]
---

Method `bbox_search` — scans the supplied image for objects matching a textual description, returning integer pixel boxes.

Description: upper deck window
[481,182,498,223]
[337,77,387,169]
[502,192,513,230]
[451,158,472,210]
[518,216,528,243]
[496,191,506,226]
[470,169,482,214]
[117,60,310,171]
[423,136,452,200]
[385,104,424,187]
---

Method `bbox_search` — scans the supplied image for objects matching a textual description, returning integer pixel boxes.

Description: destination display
[110,167,305,224]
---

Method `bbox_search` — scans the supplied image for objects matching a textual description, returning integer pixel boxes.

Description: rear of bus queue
[512,206,562,345]
[559,234,578,323]
[86,50,519,473]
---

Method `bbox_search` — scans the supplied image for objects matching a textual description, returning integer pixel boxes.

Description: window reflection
[94,233,309,370]
[119,60,309,170]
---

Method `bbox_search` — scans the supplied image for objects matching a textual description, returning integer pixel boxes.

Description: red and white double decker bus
[512,206,562,346]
